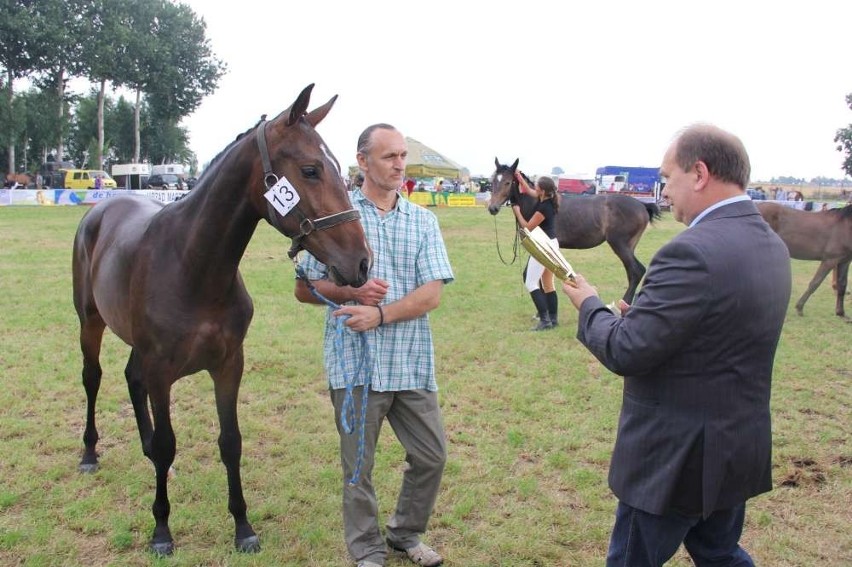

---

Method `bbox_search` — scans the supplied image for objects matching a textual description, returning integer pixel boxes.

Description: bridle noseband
[255,118,361,259]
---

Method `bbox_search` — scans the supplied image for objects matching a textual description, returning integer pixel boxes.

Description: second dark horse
[488,158,661,303]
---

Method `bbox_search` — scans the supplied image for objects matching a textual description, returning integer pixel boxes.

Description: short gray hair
[674,124,751,189]
[356,123,397,155]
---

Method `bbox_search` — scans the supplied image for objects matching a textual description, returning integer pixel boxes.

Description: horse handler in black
[562,124,791,566]
[512,175,560,330]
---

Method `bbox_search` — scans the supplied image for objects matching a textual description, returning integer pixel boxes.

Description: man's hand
[561,273,600,310]
[352,278,389,306]
[333,304,382,332]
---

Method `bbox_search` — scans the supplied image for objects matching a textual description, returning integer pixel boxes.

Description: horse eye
[301,165,319,178]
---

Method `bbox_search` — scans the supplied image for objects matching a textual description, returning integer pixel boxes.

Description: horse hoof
[150,540,174,556]
[236,535,261,553]
[78,462,99,474]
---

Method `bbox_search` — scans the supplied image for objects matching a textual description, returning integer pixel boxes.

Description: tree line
[835,93,852,179]
[0,0,226,176]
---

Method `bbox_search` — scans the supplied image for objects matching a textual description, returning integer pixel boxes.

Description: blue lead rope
[295,264,373,486]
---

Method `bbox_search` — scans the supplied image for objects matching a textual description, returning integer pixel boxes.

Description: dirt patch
[779,457,827,487]
[831,455,852,468]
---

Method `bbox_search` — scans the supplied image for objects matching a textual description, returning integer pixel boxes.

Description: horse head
[487,158,521,215]
[251,84,370,287]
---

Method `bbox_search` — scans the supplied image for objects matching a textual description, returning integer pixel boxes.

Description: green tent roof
[404,137,467,179]
[348,137,468,181]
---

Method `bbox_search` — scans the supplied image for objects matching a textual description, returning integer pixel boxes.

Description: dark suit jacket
[576,199,791,517]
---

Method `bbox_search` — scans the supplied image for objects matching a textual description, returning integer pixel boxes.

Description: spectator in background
[432,179,443,206]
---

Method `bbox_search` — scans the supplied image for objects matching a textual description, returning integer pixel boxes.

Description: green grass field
[0,205,849,566]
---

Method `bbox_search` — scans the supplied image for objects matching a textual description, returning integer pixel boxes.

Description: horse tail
[644,202,662,223]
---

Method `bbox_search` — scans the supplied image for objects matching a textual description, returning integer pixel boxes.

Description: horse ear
[494,157,500,169]
[305,94,338,128]
[286,83,315,126]
[511,158,519,171]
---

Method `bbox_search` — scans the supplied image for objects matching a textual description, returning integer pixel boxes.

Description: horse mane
[194,116,267,187]
[831,204,852,219]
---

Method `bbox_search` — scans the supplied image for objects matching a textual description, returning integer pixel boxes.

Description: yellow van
[59,169,118,190]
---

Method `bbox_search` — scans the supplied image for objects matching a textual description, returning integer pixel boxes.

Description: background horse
[72,84,371,555]
[757,201,852,319]
[4,172,32,187]
[488,158,661,303]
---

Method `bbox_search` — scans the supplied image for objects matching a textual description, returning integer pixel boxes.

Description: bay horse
[488,158,661,303]
[4,172,32,187]
[72,84,371,555]
[756,201,852,319]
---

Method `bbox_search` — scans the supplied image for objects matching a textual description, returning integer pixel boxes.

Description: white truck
[111,163,151,190]
[151,163,187,177]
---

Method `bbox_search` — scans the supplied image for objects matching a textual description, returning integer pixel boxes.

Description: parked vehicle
[59,169,117,190]
[112,163,151,190]
[594,165,662,203]
[555,176,596,195]
[151,163,187,177]
[146,173,182,190]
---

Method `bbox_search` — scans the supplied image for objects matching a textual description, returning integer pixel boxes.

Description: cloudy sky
[178,0,852,182]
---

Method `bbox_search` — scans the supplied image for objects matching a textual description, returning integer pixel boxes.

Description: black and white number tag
[264,175,301,216]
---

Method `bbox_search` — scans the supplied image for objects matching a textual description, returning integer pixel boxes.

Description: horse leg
[608,241,646,304]
[833,260,849,318]
[795,260,836,316]
[213,350,260,553]
[79,316,106,473]
[147,378,177,555]
[124,349,154,459]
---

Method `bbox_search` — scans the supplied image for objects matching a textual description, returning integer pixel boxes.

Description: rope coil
[295,264,373,486]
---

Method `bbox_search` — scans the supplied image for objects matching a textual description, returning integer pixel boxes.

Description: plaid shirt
[299,189,454,391]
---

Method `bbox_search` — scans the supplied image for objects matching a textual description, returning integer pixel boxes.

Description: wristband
[376,304,384,326]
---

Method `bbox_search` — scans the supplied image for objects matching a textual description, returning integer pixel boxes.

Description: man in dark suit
[563,124,791,566]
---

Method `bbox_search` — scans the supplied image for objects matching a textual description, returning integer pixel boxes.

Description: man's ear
[694,160,710,191]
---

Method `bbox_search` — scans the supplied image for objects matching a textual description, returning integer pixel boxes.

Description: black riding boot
[530,289,553,331]
[546,291,558,327]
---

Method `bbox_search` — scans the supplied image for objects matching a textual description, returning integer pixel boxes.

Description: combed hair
[674,124,751,189]
[357,123,397,155]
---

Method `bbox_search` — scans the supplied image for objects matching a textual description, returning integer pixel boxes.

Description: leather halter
[255,118,361,259]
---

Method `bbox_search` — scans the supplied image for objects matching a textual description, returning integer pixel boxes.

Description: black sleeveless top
[535,199,557,239]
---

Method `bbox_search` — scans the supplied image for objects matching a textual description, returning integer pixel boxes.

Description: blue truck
[594,165,662,203]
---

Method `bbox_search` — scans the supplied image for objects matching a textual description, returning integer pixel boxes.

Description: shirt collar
[351,188,411,215]
[689,194,751,227]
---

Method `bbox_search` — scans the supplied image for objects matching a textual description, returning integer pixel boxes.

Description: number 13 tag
[264,175,301,217]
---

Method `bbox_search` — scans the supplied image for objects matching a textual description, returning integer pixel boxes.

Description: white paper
[263,175,301,217]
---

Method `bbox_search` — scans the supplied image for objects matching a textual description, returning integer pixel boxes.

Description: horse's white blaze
[320,142,340,175]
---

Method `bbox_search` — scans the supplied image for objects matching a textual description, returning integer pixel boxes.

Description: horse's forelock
[492,164,513,183]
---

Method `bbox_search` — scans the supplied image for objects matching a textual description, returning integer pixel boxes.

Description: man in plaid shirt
[295,124,454,567]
